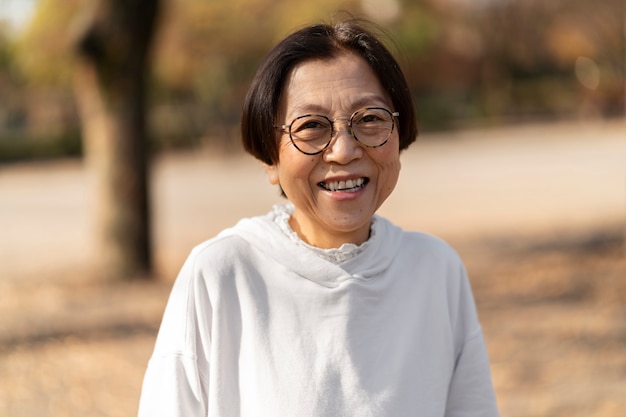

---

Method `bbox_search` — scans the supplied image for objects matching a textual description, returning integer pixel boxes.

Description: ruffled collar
[272,204,375,265]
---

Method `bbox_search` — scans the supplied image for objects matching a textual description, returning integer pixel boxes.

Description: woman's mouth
[319,177,368,193]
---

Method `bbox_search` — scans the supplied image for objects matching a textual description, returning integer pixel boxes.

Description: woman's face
[265,52,401,249]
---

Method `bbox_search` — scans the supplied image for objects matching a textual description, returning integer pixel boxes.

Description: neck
[288,215,371,249]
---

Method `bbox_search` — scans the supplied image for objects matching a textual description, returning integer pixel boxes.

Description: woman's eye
[301,121,324,129]
[294,118,328,132]
[356,114,383,125]
[359,114,383,124]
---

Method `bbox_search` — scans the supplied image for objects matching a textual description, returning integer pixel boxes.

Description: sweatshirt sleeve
[138,249,213,417]
[445,265,499,417]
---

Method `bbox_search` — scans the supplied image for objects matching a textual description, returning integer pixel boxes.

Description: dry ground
[1,120,625,416]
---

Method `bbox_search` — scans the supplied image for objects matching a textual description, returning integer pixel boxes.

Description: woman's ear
[262,162,280,185]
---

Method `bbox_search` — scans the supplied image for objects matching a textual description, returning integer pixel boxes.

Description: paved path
[1,119,624,282]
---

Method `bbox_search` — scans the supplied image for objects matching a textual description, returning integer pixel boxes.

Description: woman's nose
[323,122,363,164]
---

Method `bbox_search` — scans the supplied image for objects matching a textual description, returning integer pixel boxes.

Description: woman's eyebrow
[350,95,390,110]
[289,103,328,116]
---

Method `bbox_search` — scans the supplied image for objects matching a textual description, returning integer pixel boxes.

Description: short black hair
[241,18,418,165]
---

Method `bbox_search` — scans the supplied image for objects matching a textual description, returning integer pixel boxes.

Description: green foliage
[388,5,439,58]
[0,25,14,71]
[13,0,82,87]
[0,129,82,162]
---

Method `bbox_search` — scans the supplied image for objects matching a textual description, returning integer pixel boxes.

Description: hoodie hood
[217,205,404,288]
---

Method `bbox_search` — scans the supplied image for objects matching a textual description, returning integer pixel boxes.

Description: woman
[139,19,499,417]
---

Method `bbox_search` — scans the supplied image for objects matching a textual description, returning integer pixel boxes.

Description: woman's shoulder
[404,229,457,253]
[403,231,463,269]
[376,216,461,261]
[188,228,255,265]
[183,210,284,270]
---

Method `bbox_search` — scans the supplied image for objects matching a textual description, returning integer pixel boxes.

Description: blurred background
[0,0,625,416]
[0,0,624,158]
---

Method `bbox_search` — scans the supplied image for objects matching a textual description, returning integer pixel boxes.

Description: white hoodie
[138,205,499,417]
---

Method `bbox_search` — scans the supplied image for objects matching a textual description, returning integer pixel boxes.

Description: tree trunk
[72,0,160,279]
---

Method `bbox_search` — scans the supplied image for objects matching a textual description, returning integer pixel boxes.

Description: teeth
[321,178,366,192]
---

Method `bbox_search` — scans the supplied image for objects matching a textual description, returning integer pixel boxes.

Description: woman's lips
[318,177,369,192]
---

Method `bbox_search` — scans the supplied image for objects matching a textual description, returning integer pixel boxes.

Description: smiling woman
[263,52,402,248]
[138,18,499,417]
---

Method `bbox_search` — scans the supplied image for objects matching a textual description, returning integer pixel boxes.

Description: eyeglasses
[275,107,399,155]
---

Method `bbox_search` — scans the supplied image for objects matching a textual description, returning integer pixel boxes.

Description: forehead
[279,52,390,116]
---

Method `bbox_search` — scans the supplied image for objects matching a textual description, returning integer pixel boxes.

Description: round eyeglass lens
[289,115,332,154]
[351,108,395,147]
